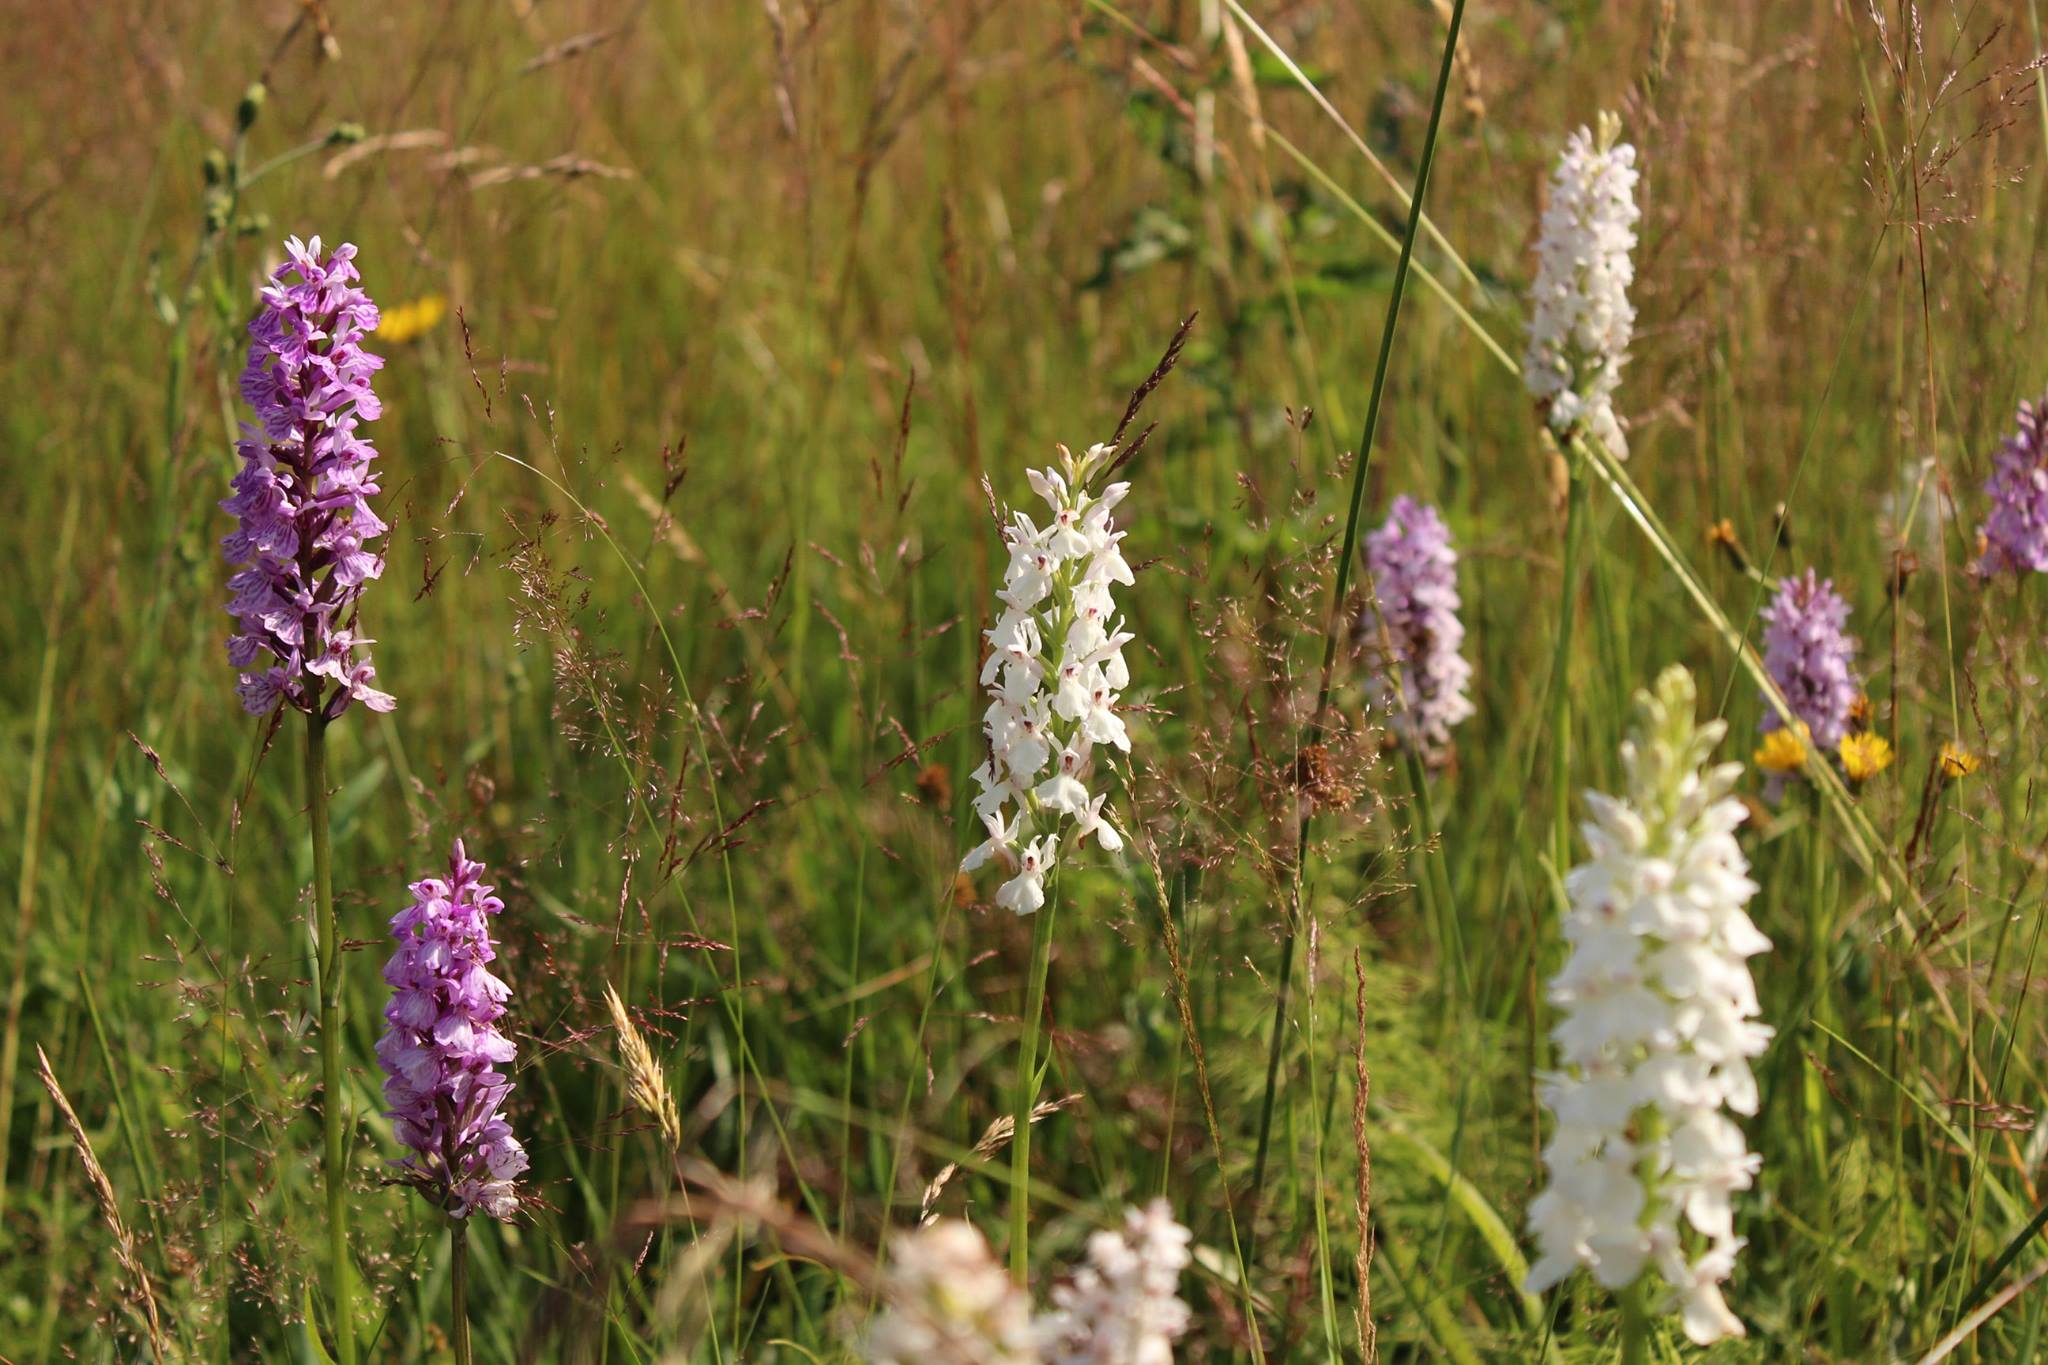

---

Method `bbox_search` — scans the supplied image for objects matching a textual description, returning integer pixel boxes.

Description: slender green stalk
[1548,461,1587,871]
[1619,1279,1652,1365]
[306,714,356,1365]
[0,491,78,1221]
[1806,783,1848,1352]
[1248,0,1469,1206]
[1804,784,1832,1183]
[1248,926,1297,1205]
[1009,886,1060,1282]
[450,1217,472,1365]
[1399,745,1464,1009]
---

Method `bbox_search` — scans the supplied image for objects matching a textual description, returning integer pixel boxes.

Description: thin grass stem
[1249,0,1468,1211]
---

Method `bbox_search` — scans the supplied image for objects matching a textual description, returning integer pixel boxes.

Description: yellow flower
[1753,724,1810,774]
[1838,731,1893,782]
[1939,743,1980,781]
[379,293,447,345]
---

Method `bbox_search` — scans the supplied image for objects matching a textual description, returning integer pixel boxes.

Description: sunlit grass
[4,2,2048,1361]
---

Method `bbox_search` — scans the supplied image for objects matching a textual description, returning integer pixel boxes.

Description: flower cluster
[1978,390,2048,576]
[1759,569,1861,754]
[864,1203,1193,1365]
[377,840,527,1220]
[1526,666,1770,1346]
[221,235,394,719]
[1357,497,1474,758]
[1838,731,1893,784]
[1525,114,1640,459]
[963,441,1136,913]
[1750,723,1810,785]
[866,1220,1038,1365]
[1037,1200,1194,1365]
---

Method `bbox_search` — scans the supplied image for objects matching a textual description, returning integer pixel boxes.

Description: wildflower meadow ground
[8,3,2048,1361]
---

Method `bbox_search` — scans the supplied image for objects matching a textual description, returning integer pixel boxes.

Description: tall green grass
[4,2,2048,1360]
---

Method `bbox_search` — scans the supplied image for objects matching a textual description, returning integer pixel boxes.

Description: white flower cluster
[1525,113,1640,459]
[963,441,1135,913]
[1525,665,1772,1346]
[864,1203,1193,1365]
[866,1220,1037,1365]
[1037,1200,1193,1365]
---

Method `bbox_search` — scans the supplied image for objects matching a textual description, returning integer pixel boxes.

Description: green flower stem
[1549,455,1588,871]
[1009,882,1060,1283]
[306,714,356,1365]
[1619,1277,1652,1365]
[451,1216,472,1365]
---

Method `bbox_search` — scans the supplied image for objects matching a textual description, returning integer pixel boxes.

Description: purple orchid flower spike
[377,839,527,1219]
[1760,569,1861,751]
[222,235,395,720]
[1979,391,2048,577]
[1358,496,1475,760]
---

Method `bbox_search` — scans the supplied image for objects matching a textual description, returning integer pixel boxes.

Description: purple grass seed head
[1760,569,1861,752]
[221,235,394,720]
[1978,392,2048,577]
[1357,496,1475,759]
[377,839,526,1220]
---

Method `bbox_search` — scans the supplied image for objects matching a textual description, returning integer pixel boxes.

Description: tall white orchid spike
[1526,665,1771,1346]
[963,440,1138,912]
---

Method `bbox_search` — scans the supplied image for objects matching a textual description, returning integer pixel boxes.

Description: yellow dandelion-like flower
[379,293,447,345]
[1939,743,1980,781]
[1838,732,1893,782]
[1753,724,1810,774]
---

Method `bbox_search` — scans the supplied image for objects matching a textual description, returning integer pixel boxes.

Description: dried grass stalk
[35,1045,166,1362]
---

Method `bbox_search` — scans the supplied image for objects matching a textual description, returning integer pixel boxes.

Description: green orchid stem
[1550,455,1588,870]
[1619,1278,1652,1365]
[451,1216,472,1365]
[1009,886,1060,1283]
[306,714,356,1365]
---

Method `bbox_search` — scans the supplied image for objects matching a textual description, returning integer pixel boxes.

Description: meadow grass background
[7,1,2048,1359]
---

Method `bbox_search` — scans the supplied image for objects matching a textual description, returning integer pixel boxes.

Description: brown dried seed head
[914,762,952,808]
[1706,518,1751,575]
[1292,743,1357,813]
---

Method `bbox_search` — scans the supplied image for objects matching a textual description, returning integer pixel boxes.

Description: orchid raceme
[964,441,1136,910]
[1357,496,1474,758]
[864,1204,1193,1365]
[1036,1200,1194,1365]
[866,1220,1037,1365]
[1760,570,1862,751]
[378,840,528,1220]
[1978,389,2048,576]
[222,236,395,718]
[1527,665,1771,1346]
[1526,112,1640,459]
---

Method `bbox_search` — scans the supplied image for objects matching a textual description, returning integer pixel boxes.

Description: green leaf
[298,1286,339,1365]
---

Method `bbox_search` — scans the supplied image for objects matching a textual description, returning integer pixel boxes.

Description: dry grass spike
[604,983,683,1152]
[36,1044,167,1362]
